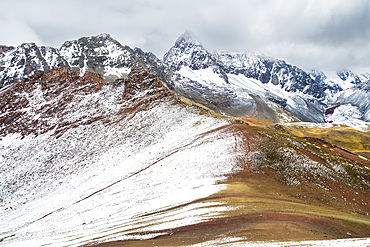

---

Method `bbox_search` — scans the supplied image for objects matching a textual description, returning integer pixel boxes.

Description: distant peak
[96,33,111,39]
[175,30,202,47]
[78,33,114,42]
[20,42,38,49]
[60,33,117,48]
[182,30,196,39]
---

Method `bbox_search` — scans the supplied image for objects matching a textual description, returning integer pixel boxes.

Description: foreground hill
[1,67,370,246]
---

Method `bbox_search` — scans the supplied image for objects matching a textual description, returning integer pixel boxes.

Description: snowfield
[0,94,238,246]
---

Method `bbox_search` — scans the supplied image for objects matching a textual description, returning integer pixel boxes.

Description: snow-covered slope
[0,67,238,246]
[311,70,370,91]
[333,80,370,122]
[309,70,370,123]
[324,104,363,123]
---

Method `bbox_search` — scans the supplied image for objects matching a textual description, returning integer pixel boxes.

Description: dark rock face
[131,47,172,83]
[324,105,340,123]
[59,34,134,72]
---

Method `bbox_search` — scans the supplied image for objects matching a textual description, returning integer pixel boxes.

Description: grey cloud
[1,0,370,74]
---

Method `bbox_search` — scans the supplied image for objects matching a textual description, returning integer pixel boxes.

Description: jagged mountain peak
[163,31,215,71]
[337,69,355,81]
[175,30,203,47]
[19,42,38,49]
[0,33,172,89]
[59,33,121,51]
[309,69,370,93]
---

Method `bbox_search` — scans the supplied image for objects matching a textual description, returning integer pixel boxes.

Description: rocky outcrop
[0,45,14,55]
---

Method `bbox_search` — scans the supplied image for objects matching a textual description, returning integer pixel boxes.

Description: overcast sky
[1,0,370,75]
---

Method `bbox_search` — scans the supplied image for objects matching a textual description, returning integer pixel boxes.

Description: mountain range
[1,32,370,246]
[1,31,370,124]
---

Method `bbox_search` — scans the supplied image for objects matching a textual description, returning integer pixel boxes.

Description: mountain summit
[163,30,216,71]
[163,31,329,122]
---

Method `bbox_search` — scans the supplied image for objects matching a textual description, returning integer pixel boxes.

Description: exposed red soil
[93,211,370,247]
[321,177,370,214]
[333,147,370,167]
[324,105,341,123]
[298,147,329,165]
[0,67,107,137]
[0,67,174,138]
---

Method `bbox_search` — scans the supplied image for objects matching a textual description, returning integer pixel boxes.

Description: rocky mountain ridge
[164,31,326,100]
[163,32,327,122]
[163,31,370,123]
[1,32,370,123]
[0,34,166,88]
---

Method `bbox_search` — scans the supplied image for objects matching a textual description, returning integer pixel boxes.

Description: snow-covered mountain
[310,69,370,91]
[164,31,328,122]
[1,34,370,246]
[0,34,166,88]
[1,31,370,123]
[163,31,370,123]
[0,66,241,246]
[332,80,370,122]
[309,70,370,122]
[1,67,370,247]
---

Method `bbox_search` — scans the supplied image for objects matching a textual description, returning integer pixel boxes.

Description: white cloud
[0,17,43,46]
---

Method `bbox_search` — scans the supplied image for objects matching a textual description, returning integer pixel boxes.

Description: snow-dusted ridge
[1,105,236,246]
[0,34,157,88]
[0,68,239,246]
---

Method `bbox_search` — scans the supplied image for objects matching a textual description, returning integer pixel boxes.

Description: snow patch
[325,104,363,123]
[104,67,131,78]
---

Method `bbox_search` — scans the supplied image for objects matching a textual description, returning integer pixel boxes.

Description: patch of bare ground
[91,172,370,247]
[332,147,370,167]
[94,211,370,247]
